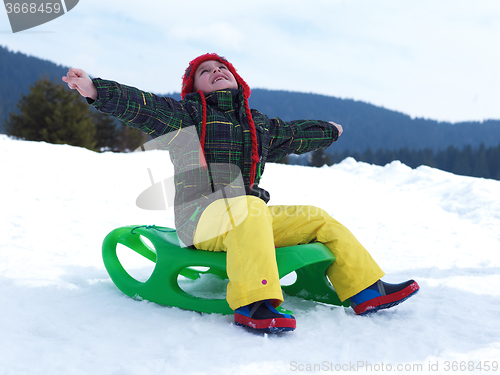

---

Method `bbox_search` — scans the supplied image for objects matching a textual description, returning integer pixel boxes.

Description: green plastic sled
[102,225,349,315]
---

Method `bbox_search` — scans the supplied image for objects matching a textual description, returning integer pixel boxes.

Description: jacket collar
[186,89,242,111]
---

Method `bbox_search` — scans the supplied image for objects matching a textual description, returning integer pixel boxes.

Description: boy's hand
[329,121,343,136]
[62,68,98,100]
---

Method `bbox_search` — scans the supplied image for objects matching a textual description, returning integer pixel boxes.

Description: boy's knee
[247,196,271,218]
[225,196,270,225]
[303,205,330,221]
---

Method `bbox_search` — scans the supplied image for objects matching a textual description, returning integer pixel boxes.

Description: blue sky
[1,0,499,123]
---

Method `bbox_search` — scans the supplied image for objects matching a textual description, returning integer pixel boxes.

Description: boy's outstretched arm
[62,71,195,138]
[62,68,98,100]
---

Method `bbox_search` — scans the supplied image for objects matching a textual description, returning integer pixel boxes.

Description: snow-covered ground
[1,134,499,375]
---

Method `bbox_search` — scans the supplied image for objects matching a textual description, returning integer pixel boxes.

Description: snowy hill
[1,134,499,375]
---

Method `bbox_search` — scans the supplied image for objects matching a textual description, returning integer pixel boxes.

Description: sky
[1,0,500,123]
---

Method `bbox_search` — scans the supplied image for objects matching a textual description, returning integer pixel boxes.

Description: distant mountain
[2,45,500,154]
[0,46,69,134]
[248,90,500,154]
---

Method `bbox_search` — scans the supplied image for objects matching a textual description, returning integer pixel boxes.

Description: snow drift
[1,135,499,375]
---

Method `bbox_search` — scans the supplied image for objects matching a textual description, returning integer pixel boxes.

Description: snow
[1,134,499,375]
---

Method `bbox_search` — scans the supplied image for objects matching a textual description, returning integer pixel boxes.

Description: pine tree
[472,144,491,178]
[362,148,375,164]
[487,144,500,180]
[115,123,150,152]
[310,149,332,167]
[5,77,97,150]
[452,145,473,176]
[90,110,143,152]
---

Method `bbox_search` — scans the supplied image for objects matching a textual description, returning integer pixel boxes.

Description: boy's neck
[206,88,241,96]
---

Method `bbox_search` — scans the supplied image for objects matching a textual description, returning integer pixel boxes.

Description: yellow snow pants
[193,196,385,311]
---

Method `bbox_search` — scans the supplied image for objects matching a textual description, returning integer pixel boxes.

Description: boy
[63,53,419,333]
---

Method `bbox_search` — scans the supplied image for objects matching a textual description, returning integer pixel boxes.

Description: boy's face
[193,60,238,94]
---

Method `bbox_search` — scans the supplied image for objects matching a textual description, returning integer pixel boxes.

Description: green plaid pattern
[91,79,339,245]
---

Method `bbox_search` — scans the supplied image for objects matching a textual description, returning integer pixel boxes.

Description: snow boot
[350,279,419,315]
[234,300,296,333]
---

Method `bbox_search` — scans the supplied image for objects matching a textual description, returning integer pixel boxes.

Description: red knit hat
[181,53,259,188]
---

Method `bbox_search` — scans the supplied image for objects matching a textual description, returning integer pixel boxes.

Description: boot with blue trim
[350,279,420,315]
[234,300,296,333]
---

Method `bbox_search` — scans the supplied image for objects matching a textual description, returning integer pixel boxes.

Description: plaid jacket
[91,79,339,245]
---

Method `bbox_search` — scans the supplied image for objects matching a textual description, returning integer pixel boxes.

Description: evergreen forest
[1,45,499,180]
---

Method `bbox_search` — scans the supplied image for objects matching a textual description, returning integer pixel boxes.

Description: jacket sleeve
[265,117,340,162]
[90,78,194,138]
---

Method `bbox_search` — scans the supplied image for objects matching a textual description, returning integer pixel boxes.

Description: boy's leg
[193,196,284,311]
[270,205,385,302]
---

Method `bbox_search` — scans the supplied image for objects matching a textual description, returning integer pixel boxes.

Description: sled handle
[102,226,159,297]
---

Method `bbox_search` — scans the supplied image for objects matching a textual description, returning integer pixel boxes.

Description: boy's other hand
[62,68,98,100]
[329,121,343,136]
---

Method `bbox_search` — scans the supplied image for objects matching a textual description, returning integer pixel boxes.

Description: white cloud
[168,22,245,52]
